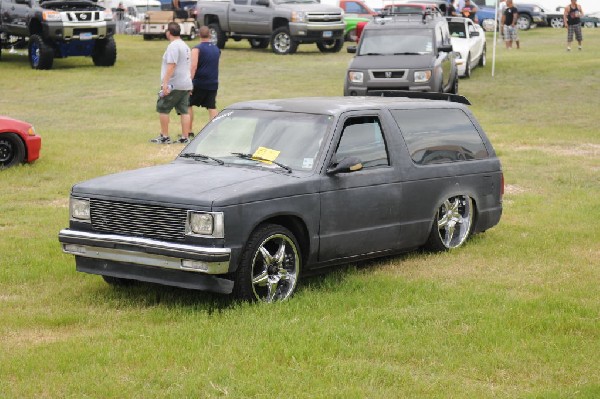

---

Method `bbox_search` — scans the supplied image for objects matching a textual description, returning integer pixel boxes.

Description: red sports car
[0,116,42,169]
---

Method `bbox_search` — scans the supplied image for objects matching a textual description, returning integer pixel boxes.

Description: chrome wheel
[251,233,299,302]
[425,195,474,251]
[550,17,564,28]
[271,27,297,54]
[436,196,473,249]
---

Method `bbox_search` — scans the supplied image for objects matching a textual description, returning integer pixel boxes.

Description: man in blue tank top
[189,26,221,134]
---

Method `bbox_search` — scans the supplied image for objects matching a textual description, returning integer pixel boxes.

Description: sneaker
[150,134,171,144]
[578,46,582,51]
[567,47,571,51]
[175,136,190,144]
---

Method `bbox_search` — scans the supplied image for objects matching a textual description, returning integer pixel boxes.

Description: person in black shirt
[563,0,583,51]
[460,0,479,23]
[501,0,519,49]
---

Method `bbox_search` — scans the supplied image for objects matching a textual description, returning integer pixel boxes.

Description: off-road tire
[28,34,54,70]
[92,36,117,67]
[271,27,298,55]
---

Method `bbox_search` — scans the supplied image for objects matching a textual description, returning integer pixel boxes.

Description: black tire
[464,53,471,78]
[271,27,298,55]
[424,195,474,252]
[143,34,152,40]
[92,36,117,67]
[102,275,135,286]
[478,44,486,67]
[517,15,532,30]
[232,224,301,302]
[28,34,54,70]
[450,75,459,94]
[0,133,26,168]
[248,38,269,49]
[316,38,344,53]
[208,23,226,49]
[345,28,357,42]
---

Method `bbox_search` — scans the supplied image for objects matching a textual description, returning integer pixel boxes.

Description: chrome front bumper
[58,229,231,275]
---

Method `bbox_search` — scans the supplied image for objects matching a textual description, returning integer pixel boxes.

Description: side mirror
[327,157,363,174]
[438,44,453,53]
[347,45,357,54]
[256,0,269,6]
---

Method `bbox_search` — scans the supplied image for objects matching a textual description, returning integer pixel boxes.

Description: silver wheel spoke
[273,241,286,265]
[252,269,269,286]
[259,246,274,264]
[266,275,281,302]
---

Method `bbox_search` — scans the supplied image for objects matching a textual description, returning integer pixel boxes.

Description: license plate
[80,32,92,40]
[323,31,332,38]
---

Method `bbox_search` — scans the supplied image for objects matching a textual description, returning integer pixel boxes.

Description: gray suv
[344,12,459,96]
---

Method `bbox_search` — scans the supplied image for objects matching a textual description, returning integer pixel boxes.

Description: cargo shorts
[156,89,190,115]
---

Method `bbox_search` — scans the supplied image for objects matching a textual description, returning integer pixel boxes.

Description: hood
[350,54,435,70]
[72,161,315,208]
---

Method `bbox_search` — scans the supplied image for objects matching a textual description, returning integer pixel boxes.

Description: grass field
[1,27,599,398]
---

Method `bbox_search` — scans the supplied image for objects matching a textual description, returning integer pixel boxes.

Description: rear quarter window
[390,108,489,165]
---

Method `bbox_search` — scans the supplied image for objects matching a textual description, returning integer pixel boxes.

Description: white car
[447,17,487,78]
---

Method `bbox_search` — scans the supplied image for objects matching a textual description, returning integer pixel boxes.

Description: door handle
[249,9,255,12]
[231,7,236,11]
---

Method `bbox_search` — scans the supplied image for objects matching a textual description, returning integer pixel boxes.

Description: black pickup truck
[0,0,116,69]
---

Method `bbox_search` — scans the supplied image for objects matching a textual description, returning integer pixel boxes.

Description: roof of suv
[228,96,465,116]
[365,11,447,31]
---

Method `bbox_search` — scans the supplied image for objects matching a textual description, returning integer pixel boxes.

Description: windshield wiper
[393,52,425,55]
[231,152,292,173]
[180,153,224,165]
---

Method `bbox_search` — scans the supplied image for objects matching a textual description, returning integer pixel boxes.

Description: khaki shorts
[156,89,189,115]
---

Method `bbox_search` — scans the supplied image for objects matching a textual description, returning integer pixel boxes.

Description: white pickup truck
[196,0,345,54]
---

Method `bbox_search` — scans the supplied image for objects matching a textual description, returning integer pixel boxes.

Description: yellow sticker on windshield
[252,147,280,164]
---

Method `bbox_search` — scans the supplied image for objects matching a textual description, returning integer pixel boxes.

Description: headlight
[187,211,224,238]
[291,11,306,22]
[42,11,62,21]
[348,71,364,83]
[101,10,113,20]
[533,6,541,12]
[414,70,432,83]
[70,198,91,222]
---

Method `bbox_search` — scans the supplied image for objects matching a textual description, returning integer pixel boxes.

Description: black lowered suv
[344,12,459,96]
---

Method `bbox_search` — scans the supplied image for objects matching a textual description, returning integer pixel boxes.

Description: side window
[345,1,367,14]
[334,116,389,169]
[390,108,489,165]
[234,0,248,5]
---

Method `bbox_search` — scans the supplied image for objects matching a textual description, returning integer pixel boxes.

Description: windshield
[180,110,332,172]
[359,28,434,55]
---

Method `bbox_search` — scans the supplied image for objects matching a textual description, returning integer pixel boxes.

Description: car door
[318,112,403,262]
[228,0,251,33]
[466,20,482,63]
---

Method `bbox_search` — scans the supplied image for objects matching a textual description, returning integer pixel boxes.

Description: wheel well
[258,215,309,264]
[204,15,219,26]
[272,18,289,31]
[28,19,43,36]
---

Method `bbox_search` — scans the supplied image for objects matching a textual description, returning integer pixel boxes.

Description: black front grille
[90,199,188,241]
[373,71,405,79]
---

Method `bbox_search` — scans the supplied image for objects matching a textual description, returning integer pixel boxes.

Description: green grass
[1,28,599,398]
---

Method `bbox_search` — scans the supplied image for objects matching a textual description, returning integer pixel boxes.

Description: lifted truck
[0,0,116,70]
[141,10,198,40]
[197,0,345,54]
